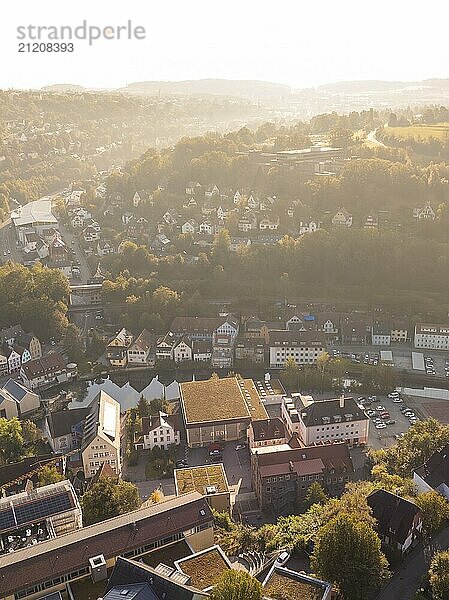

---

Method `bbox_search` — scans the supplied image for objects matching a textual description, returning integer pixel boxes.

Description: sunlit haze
[1,0,448,89]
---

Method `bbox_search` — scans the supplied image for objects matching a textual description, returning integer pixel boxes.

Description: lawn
[385,123,449,141]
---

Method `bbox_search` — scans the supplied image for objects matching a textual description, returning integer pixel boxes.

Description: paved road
[366,129,387,148]
[376,527,449,600]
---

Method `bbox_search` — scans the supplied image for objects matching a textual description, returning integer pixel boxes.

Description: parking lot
[329,344,449,378]
[364,393,420,449]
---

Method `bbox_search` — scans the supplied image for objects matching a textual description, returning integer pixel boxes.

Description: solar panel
[0,509,16,532]
[14,493,73,526]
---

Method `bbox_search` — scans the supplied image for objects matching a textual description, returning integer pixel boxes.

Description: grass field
[385,123,449,141]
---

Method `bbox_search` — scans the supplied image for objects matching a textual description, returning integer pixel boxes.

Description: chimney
[339,396,345,409]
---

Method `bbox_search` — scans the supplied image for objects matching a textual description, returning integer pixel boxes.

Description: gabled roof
[2,378,34,401]
[415,444,449,491]
[47,407,89,438]
[251,417,286,442]
[367,489,422,545]
[104,583,159,600]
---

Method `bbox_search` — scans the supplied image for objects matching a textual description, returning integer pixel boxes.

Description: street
[376,526,449,600]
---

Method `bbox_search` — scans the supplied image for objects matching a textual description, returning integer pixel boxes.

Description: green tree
[210,570,263,600]
[281,357,301,391]
[429,550,449,600]
[0,418,24,463]
[312,514,389,600]
[303,482,328,510]
[38,465,64,487]
[415,491,449,534]
[81,477,141,525]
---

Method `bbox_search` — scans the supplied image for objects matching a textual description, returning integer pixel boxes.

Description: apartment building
[269,330,326,368]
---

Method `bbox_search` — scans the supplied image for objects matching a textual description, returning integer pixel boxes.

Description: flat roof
[11,198,58,227]
[263,566,331,600]
[174,464,229,496]
[412,352,425,371]
[239,379,268,420]
[180,377,250,424]
[175,546,231,590]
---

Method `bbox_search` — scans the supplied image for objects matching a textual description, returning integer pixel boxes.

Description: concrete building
[414,323,449,350]
[269,330,326,368]
[81,391,121,478]
[180,377,267,447]
[281,395,369,446]
[251,442,354,515]
[174,464,231,513]
[0,480,82,547]
[0,493,213,600]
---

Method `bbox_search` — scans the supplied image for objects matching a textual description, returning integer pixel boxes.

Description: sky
[1,0,448,90]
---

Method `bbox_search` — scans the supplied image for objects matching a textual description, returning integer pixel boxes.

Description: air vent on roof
[205,485,217,495]
[322,416,331,424]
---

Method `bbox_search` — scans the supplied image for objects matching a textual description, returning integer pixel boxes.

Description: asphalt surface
[376,526,449,600]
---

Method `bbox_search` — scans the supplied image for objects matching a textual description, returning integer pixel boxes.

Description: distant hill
[41,84,86,92]
[318,79,449,93]
[122,79,291,98]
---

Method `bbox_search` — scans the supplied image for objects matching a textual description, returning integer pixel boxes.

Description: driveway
[376,527,449,600]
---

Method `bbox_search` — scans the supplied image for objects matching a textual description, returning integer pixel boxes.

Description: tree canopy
[81,477,141,525]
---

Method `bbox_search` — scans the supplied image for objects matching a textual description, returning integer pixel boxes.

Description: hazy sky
[1,0,448,90]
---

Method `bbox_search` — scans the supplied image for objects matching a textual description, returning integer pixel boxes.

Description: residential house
[367,489,423,554]
[0,378,40,417]
[248,417,288,449]
[83,222,101,243]
[414,444,449,499]
[106,328,133,367]
[192,340,212,362]
[181,219,197,235]
[156,332,177,361]
[134,412,181,451]
[234,337,265,364]
[269,330,326,368]
[15,331,41,360]
[127,329,154,366]
[211,333,234,368]
[169,316,238,341]
[316,312,340,341]
[20,352,75,390]
[45,407,89,452]
[413,204,436,221]
[238,212,257,232]
[233,189,243,204]
[132,191,143,207]
[247,193,260,210]
[332,207,353,227]
[205,184,219,199]
[186,181,202,196]
[5,347,22,373]
[173,337,193,363]
[281,395,369,446]
[0,353,9,376]
[259,215,280,231]
[97,240,116,257]
[198,220,215,235]
[298,219,322,235]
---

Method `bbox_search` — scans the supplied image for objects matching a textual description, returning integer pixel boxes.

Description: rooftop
[175,545,231,590]
[263,565,332,600]
[174,464,229,496]
[180,377,251,424]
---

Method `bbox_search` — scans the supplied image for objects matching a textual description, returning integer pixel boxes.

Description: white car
[388,392,399,398]
[375,423,387,429]
[276,551,291,566]
[392,397,403,403]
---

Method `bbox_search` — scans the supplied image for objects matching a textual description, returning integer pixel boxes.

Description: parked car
[376,406,386,412]
[276,551,291,566]
[375,423,387,429]
[385,420,396,425]
[235,443,247,451]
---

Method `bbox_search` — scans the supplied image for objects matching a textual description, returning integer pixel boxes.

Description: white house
[127,329,154,366]
[299,220,322,235]
[134,412,181,451]
[172,338,193,363]
[181,219,197,235]
[413,204,436,221]
[332,208,353,227]
[414,323,449,350]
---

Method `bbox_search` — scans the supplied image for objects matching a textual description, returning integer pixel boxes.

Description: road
[376,526,449,600]
[366,129,387,148]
